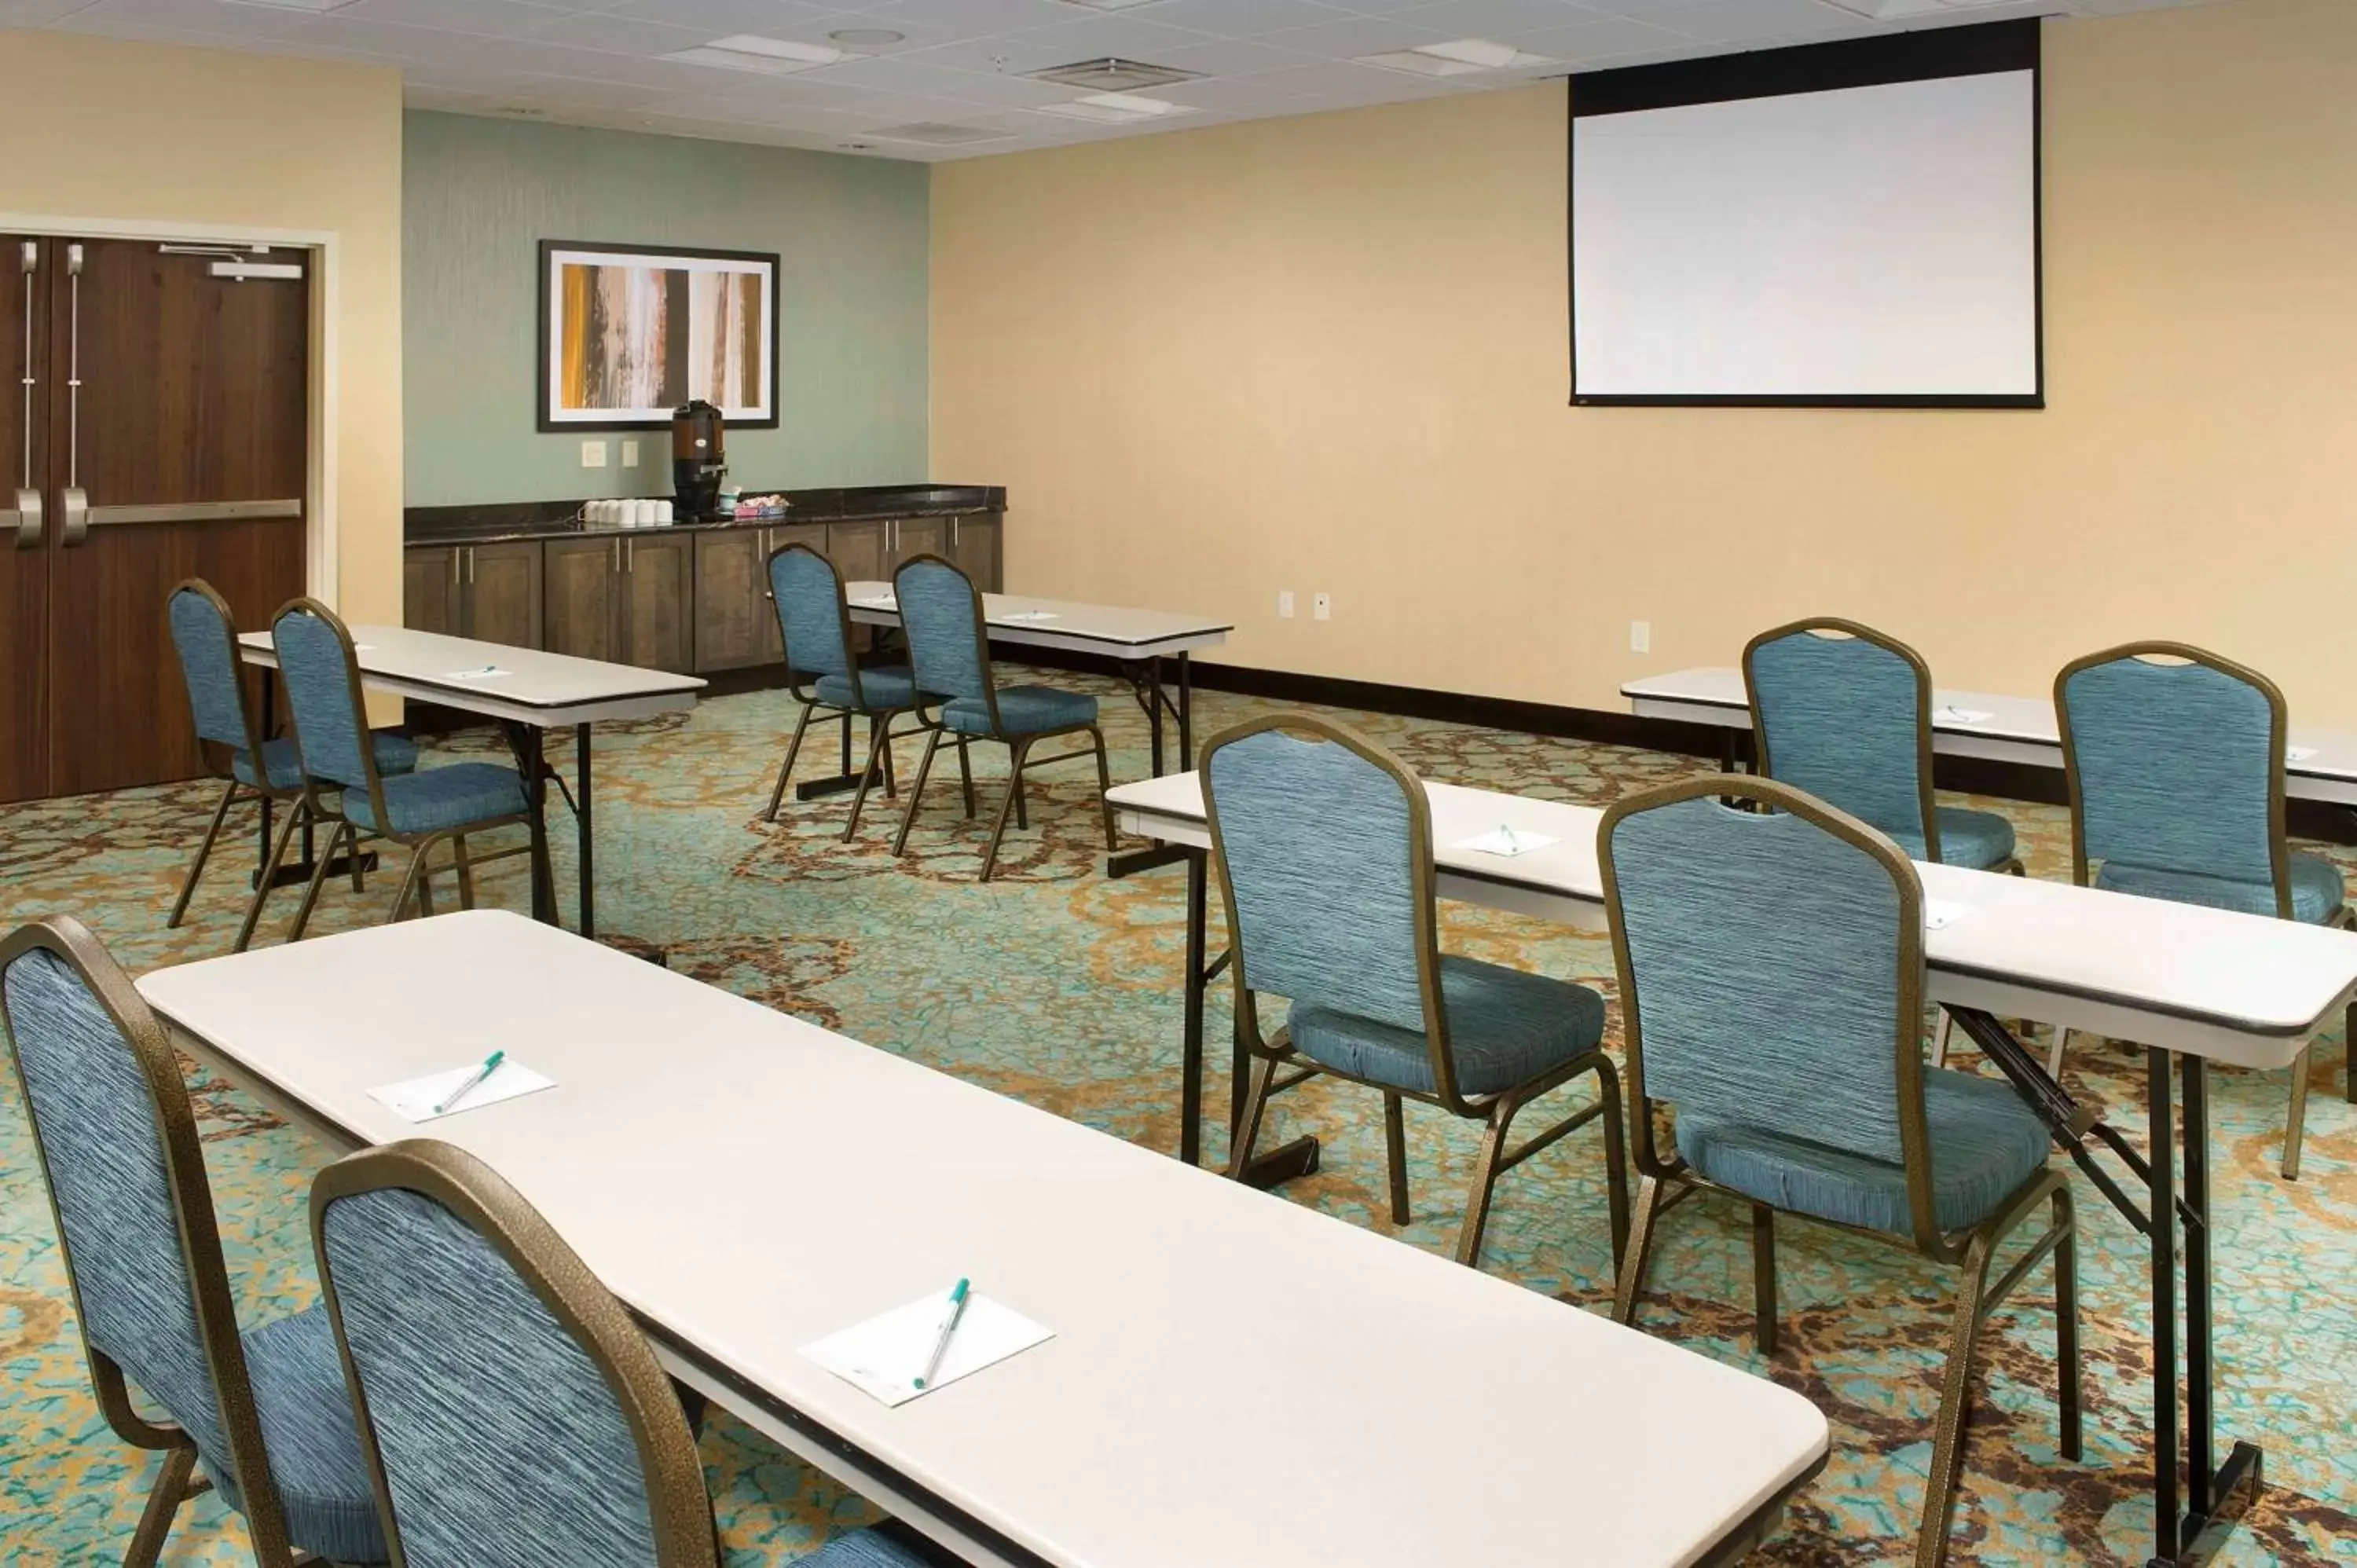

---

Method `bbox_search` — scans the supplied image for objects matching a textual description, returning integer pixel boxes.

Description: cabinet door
[621,532,695,672]
[827,518,889,588]
[463,540,544,650]
[950,516,1003,592]
[544,537,622,663]
[404,547,460,636]
[692,526,771,672]
[893,516,948,569]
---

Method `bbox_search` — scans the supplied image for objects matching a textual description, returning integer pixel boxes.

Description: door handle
[6,493,40,549]
[15,241,38,546]
[60,488,87,547]
[83,498,302,526]
[60,244,85,546]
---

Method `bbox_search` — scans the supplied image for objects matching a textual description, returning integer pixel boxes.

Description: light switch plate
[621,439,640,467]
[1629,621,1651,654]
[581,440,607,469]
[1277,590,1295,619]
[1312,592,1332,622]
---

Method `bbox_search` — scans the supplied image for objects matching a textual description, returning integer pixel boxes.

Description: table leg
[1106,654,1191,877]
[2147,1047,2182,1563]
[2173,1050,2264,1566]
[1146,654,1166,777]
[1180,848,1206,1167]
[1177,652,1193,771]
[577,722,596,940]
[504,722,557,926]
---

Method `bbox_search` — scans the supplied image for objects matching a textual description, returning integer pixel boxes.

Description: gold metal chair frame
[0,917,332,1566]
[1597,775,2080,1568]
[163,578,336,953]
[889,554,1116,883]
[2053,639,2355,1180]
[266,598,537,941]
[1203,713,1631,1270]
[758,540,923,841]
[310,1139,718,1568]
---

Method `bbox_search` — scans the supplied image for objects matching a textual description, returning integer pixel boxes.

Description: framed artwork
[537,240,779,430]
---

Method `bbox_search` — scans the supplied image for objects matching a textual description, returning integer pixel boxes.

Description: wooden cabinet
[405,541,542,647]
[950,515,1003,592]
[893,515,949,567]
[693,526,772,672]
[544,537,623,664]
[619,531,694,672]
[826,518,889,586]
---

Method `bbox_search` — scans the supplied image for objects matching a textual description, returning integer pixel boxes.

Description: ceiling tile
[1252,12,1456,56]
[1645,0,1883,44]
[523,10,715,54]
[64,0,314,40]
[1142,35,1329,75]
[1511,13,1690,56]
[1389,0,1610,42]
[807,53,1088,104]
[1127,0,1358,36]
[334,0,575,39]
[0,0,98,23]
[891,13,1218,73]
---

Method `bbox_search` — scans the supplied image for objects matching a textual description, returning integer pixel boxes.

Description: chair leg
[892,730,944,857]
[123,1441,200,1568]
[844,716,893,842]
[1091,726,1116,851]
[978,738,1033,884]
[956,736,976,819]
[1453,1094,1524,1269]
[761,702,816,823]
[1750,1203,1779,1357]
[879,716,900,799]
[416,862,439,919]
[2283,1042,2311,1181]
[1382,1092,1411,1225]
[1932,1008,1956,1070]
[1913,1233,2001,1568]
[386,837,434,925]
[167,781,240,929]
[451,834,476,910]
[2052,1185,2081,1461]
[2047,1026,2071,1079]
[235,801,304,953]
[2347,999,2355,1106]
[1592,1054,1631,1269]
[1612,1174,1670,1328]
[1223,1057,1277,1180]
[285,819,346,943]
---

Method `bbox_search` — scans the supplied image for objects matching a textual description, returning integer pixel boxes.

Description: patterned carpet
[2,670,2355,1566]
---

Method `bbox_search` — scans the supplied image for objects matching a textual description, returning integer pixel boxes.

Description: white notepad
[801,1291,1053,1408]
[2288,746,2319,764]
[441,667,509,683]
[852,594,897,609]
[999,610,1059,623]
[1933,706,1994,725]
[1451,826,1557,858]
[1924,898,1971,931]
[368,1061,554,1123]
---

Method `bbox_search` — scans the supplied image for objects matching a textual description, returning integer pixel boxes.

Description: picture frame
[536,240,779,431]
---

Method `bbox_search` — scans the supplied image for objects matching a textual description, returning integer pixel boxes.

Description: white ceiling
[4,0,2225,161]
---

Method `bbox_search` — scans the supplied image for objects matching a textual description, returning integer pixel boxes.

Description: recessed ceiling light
[1027,57,1204,92]
[1357,38,1549,78]
[1035,92,1194,124]
[660,35,866,75]
[829,27,906,45]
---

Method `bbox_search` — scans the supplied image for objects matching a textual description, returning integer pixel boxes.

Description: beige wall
[932,0,2357,725]
[0,30,405,643]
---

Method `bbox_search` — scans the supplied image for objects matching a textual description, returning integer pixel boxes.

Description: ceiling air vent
[1025,57,1204,93]
[866,123,1019,146]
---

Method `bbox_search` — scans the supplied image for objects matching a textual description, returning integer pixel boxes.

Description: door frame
[0,212,341,606]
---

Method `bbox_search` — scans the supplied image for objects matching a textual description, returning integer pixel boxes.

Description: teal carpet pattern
[3,671,2355,1564]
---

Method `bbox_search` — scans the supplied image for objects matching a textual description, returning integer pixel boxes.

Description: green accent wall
[402,111,929,506]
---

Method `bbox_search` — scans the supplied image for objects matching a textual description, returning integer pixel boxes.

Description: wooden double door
[0,235,310,803]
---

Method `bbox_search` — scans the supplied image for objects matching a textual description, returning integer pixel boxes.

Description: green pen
[913,1277,971,1390]
[434,1049,504,1116]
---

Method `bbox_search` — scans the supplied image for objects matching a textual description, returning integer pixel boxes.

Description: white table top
[844,584,1230,660]
[1107,772,2357,1068]
[239,625,704,728]
[1622,665,2357,803]
[138,911,1827,1568]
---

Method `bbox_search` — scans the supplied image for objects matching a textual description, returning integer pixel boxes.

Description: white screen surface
[1572,70,2038,401]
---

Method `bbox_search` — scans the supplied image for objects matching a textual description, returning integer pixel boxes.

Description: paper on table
[998,610,1059,623]
[1933,706,1994,725]
[802,1291,1053,1408]
[368,1061,554,1123]
[1924,898,1971,931]
[2288,746,2319,764]
[1451,826,1558,858]
[442,667,509,683]
[852,594,897,609]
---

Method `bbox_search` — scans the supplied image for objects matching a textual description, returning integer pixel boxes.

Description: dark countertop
[405,484,1004,547]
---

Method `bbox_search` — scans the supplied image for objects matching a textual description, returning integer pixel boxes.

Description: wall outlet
[1629,620,1651,654]
[1277,590,1295,619]
[1313,592,1332,622]
[581,439,607,469]
[620,438,640,467]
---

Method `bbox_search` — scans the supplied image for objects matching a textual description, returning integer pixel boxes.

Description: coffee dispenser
[671,400,727,520]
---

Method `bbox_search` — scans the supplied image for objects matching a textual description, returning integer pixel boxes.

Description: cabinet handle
[467,547,476,585]
[450,549,460,584]
[625,537,633,571]
[612,538,620,572]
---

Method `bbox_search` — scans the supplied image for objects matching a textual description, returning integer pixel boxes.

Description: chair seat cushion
[1932,807,2016,870]
[942,685,1097,738]
[801,1530,933,1567]
[2095,851,2345,925]
[209,1306,389,1563]
[233,731,419,791]
[815,665,915,713]
[1677,1068,2049,1235]
[344,763,527,838]
[1286,954,1606,1097]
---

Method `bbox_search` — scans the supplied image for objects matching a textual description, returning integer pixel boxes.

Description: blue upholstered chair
[0,917,387,1566]
[1599,776,2078,1568]
[1202,715,1628,1269]
[890,555,1114,881]
[761,542,918,840]
[2056,642,2353,1180]
[166,580,420,951]
[270,599,538,940]
[310,1138,929,1568]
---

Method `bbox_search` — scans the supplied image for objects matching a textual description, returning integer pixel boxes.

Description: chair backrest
[167,579,263,761]
[271,597,387,817]
[894,555,992,714]
[1743,618,1938,859]
[768,542,856,691]
[1201,716,1457,1098]
[2055,643,2286,903]
[0,918,292,1554]
[1600,777,1933,1224]
[313,1140,718,1568]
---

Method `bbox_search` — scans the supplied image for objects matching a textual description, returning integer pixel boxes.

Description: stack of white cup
[582,499,676,527]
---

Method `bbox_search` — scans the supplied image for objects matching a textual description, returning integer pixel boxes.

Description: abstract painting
[537,241,778,430]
